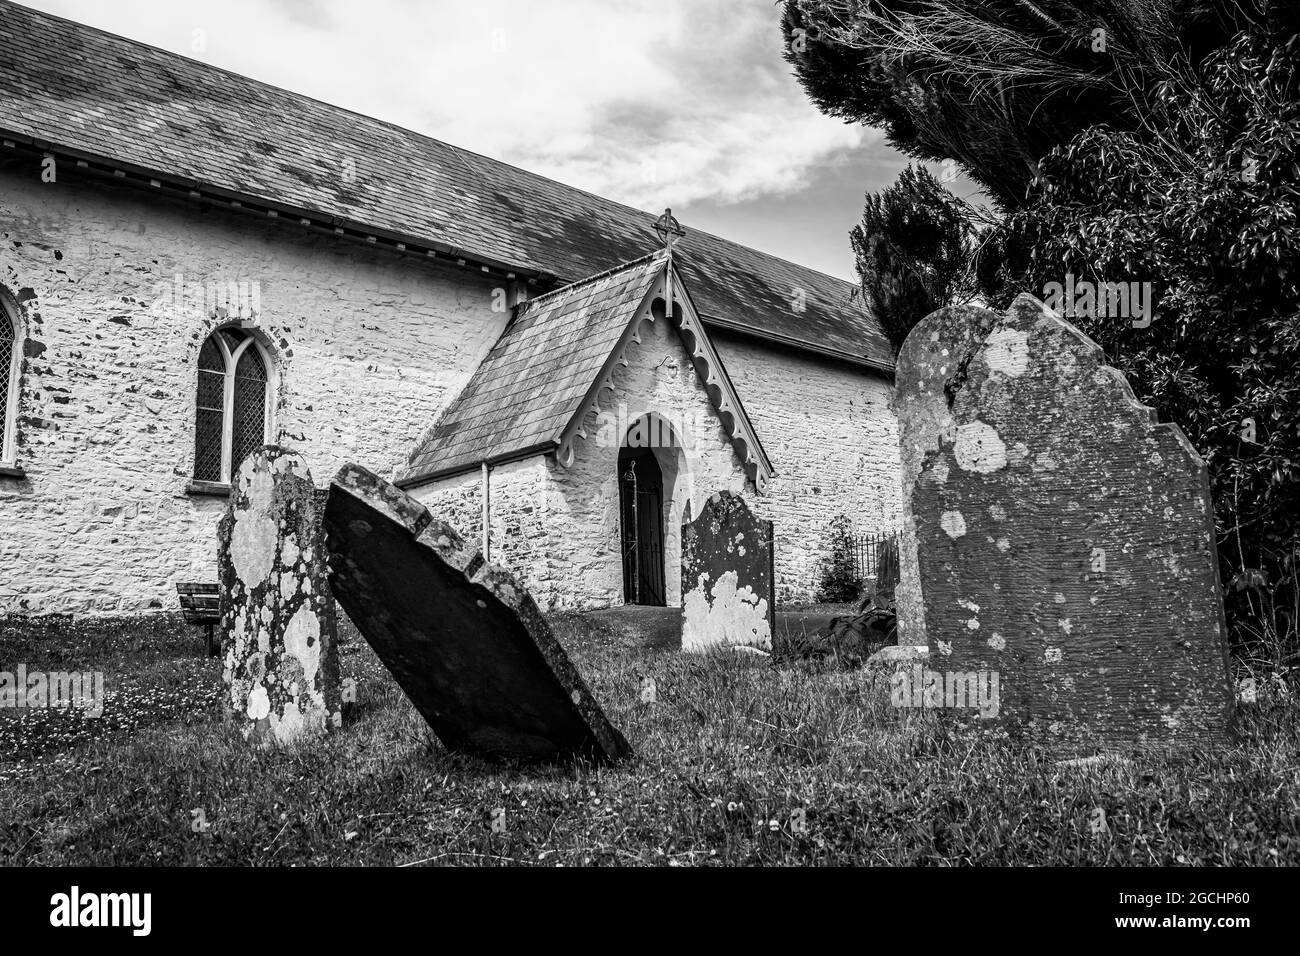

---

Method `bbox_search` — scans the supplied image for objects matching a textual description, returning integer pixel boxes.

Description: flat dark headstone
[893,294,1234,747]
[324,463,630,763]
[218,446,341,745]
[681,491,775,653]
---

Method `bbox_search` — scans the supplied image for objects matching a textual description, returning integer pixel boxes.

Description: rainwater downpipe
[481,461,491,561]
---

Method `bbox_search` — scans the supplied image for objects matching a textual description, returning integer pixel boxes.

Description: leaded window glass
[192,327,270,483]
[231,345,268,478]
[194,338,225,482]
[0,303,12,460]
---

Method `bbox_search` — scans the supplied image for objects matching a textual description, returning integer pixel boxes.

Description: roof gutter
[393,441,558,489]
[700,314,896,377]
[1,131,894,371]
[0,132,550,284]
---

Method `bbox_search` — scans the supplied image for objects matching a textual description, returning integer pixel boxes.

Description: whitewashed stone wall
[710,331,902,603]
[0,167,903,618]
[0,168,507,615]
[408,456,554,597]
[415,312,750,609]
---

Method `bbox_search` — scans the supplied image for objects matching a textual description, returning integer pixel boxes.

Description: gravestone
[875,535,900,603]
[218,446,342,745]
[323,463,630,763]
[893,294,1233,747]
[681,491,775,653]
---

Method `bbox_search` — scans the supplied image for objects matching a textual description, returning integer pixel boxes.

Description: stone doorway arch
[618,411,687,606]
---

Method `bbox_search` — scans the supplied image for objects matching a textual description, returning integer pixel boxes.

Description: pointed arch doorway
[618,445,666,606]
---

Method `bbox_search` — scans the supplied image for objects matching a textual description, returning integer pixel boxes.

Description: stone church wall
[409,456,554,601]
[0,166,507,614]
[710,331,902,603]
[0,164,903,618]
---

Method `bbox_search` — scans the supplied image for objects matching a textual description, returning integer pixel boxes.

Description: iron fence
[847,531,898,583]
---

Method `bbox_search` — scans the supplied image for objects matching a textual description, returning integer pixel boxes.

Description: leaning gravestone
[893,294,1233,747]
[323,463,630,763]
[681,491,775,653]
[218,446,342,745]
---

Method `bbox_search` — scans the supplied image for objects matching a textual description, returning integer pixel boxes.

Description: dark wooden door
[618,448,665,606]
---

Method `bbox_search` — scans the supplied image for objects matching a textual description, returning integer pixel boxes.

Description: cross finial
[654,208,685,253]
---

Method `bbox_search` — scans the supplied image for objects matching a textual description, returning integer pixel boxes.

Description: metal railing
[812,530,900,593]
[848,531,898,583]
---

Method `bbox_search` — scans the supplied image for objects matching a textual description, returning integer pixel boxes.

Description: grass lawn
[1,609,1297,866]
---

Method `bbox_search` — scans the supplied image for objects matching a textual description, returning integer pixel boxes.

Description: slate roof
[0,1,893,369]
[398,254,668,483]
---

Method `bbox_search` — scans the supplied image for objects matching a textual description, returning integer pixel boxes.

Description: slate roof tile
[0,0,892,369]
[397,255,670,483]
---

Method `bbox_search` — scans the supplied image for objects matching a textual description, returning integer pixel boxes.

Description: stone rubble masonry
[894,294,1234,748]
[711,330,902,603]
[325,462,631,763]
[0,163,902,616]
[681,491,776,652]
[218,446,341,746]
[0,166,506,615]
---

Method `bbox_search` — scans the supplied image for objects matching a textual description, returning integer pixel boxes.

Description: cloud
[20,0,867,210]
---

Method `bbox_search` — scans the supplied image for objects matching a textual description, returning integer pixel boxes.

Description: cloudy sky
[20,0,978,280]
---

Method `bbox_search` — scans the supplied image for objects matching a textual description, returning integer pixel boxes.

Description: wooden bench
[176,582,221,657]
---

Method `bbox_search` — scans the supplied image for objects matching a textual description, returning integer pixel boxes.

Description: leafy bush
[817,515,864,603]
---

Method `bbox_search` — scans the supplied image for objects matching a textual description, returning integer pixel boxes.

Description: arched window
[193,327,270,484]
[0,291,21,467]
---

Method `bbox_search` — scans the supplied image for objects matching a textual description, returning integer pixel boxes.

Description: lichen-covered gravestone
[218,446,342,745]
[894,294,1233,747]
[324,463,629,763]
[681,491,775,653]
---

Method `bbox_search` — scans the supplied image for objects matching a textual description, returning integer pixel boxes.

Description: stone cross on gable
[654,207,685,254]
[654,207,685,324]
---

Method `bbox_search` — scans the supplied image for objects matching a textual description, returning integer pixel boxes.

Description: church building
[0,2,901,616]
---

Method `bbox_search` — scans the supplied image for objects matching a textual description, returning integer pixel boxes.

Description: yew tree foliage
[782,0,1300,655]
[851,164,979,353]
[780,0,1278,208]
[983,33,1300,656]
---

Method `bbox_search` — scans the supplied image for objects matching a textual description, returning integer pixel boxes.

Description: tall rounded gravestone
[892,294,1233,748]
[218,446,341,745]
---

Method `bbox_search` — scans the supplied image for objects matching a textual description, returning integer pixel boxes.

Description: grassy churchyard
[1,608,1296,867]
